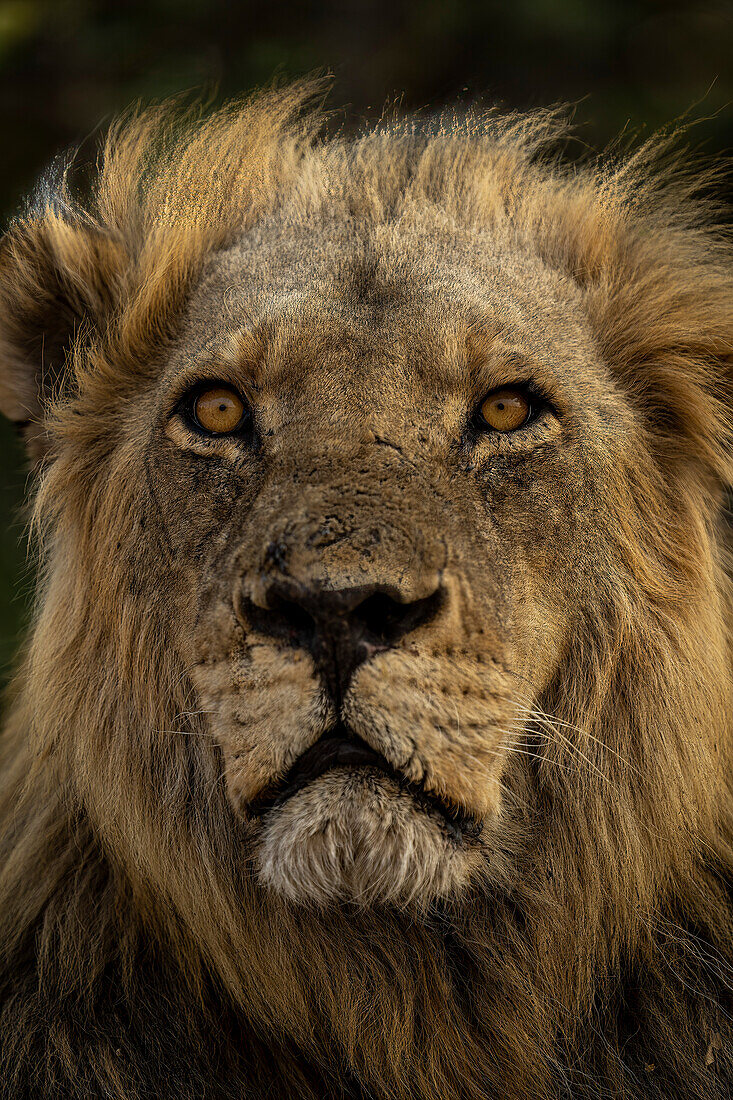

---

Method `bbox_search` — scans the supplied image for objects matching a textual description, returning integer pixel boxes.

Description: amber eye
[477,388,532,432]
[192,386,247,434]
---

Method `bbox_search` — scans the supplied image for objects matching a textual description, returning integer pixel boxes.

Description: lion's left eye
[476,388,532,432]
[191,386,248,434]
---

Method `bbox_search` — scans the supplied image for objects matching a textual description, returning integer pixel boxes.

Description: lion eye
[193,386,247,434]
[477,388,531,432]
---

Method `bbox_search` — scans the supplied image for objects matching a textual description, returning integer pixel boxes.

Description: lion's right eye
[191,386,248,435]
[477,387,532,433]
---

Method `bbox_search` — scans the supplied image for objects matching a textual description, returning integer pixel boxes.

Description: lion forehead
[173,218,601,403]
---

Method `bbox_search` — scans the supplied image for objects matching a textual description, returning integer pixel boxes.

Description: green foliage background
[0,0,731,686]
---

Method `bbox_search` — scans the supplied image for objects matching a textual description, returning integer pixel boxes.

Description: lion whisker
[170,707,218,722]
[495,722,619,787]
[515,702,643,778]
[157,727,215,737]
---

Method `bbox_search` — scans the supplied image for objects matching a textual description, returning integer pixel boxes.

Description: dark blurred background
[0,0,732,685]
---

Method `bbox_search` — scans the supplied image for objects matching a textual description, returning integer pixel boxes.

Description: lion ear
[0,211,126,459]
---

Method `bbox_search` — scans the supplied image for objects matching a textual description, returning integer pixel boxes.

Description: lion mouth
[248,723,484,841]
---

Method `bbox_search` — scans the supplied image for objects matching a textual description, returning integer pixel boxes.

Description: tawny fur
[0,81,732,1098]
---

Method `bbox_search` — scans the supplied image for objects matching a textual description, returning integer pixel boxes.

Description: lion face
[140,219,624,908]
[3,92,733,1100]
[3,92,729,935]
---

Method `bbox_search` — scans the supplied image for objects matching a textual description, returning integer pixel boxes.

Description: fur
[0,82,731,1098]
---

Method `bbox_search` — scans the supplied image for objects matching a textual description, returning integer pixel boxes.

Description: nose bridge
[240,448,448,608]
[237,448,450,702]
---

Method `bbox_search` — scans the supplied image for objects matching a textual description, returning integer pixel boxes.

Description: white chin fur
[256,767,476,908]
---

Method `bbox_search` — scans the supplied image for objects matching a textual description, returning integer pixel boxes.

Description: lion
[0,80,731,1099]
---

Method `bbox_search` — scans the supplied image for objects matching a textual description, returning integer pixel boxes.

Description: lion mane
[0,83,732,1099]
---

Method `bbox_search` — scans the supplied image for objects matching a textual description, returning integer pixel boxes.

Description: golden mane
[0,84,731,1098]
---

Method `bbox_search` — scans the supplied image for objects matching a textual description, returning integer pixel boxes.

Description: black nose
[243,580,441,701]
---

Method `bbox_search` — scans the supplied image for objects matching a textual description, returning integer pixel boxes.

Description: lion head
[1,85,732,1098]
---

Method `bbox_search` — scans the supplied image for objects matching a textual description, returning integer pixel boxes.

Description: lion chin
[255,768,480,908]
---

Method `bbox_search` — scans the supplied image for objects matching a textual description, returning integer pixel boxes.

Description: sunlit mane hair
[0,81,732,1099]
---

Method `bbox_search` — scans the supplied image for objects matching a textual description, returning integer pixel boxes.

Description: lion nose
[244,579,442,701]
